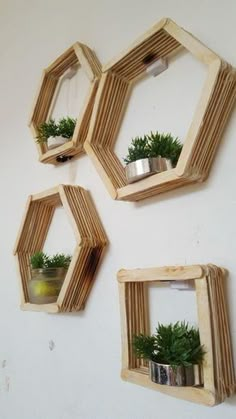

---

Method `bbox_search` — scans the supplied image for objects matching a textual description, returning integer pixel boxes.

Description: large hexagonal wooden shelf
[29,43,101,165]
[14,185,107,313]
[117,264,235,405]
[85,18,236,201]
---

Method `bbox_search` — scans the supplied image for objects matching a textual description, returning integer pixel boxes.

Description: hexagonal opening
[43,206,76,255]
[29,43,101,165]
[115,50,207,166]
[14,185,107,313]
[85,18,236,201]
[50,65,90,117]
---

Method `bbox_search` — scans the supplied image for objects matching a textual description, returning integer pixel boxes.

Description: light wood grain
[117,264,235,405]
[118,265,203,282]
[21,303,59,314]
[122,369,216,406]
[84,17,236,201]
[29,42,101,165]
[14,185,107,313]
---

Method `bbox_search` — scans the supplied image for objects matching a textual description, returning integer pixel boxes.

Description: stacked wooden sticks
[117,264,235,405]
[58,185,107,312]
[29,43,101,165]
[85,18,236,201]
[14,185,107,313]
[203,264,235,402]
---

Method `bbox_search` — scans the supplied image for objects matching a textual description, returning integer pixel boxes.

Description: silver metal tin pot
[149,361,203,386]
[125,157,172,184]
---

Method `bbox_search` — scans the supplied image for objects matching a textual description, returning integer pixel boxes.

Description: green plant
[36,119,58,142]
[124,132,183,167]
[57,117,76,139]
[133,321,205,369]
[30,252,72,269]
[124,136,150,164]
[36,117,76,143]
[46,253,72,268]
[148,132,183,166]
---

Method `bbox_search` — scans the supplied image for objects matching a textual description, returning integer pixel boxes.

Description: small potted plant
[124,132,183,183]
[28,252,72,304]
[133,322,205,386]
[36,117,77,150]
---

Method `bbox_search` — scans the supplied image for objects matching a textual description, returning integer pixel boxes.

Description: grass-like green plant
[36,117,76,143]
[30,252,72,269]
[57,117,76,139]
[133,321,205,369]
[30,252,49,269]
[148,132,183,166]
[123,135,150,164]
[124,132,183,167]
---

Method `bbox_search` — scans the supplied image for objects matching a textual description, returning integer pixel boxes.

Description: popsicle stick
[14,185,107,313]
[84,17,236,201]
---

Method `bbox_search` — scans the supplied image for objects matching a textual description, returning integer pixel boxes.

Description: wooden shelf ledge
[117,264,235,405]
[85,18,236,201]
[29,43,102,165]
[14,185,108,313]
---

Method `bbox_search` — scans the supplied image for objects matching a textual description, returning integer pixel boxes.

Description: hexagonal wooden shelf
[85,18,236,201]
[14,185,107,313]
[117,264,235,405]
[29,43,101,165]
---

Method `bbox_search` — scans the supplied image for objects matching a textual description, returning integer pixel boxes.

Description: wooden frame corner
[14,185,108,313]
[29,43,102,165]
[117,264,235,405]
[85,18,236,201]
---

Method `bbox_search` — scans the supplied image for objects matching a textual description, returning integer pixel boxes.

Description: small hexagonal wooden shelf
[29,43,101,165]
[117,264,235,405]
[14,185,107,313]
[85,18,236,201]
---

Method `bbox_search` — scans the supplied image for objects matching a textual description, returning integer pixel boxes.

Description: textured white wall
[0,1,236,418]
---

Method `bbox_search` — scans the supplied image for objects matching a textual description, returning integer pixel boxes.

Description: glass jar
[27,268,67,304]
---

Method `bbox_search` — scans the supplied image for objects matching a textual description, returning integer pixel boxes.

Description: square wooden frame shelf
[29,43,101,165]
[117,265,235,405]
[14,185,107,313]
[85,18,236,201]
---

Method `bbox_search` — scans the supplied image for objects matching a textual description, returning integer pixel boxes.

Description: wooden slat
[175,58,222,177]
[14,185,107,313]
[103,18,168,72]
[164,19,219,65]
[84,17,236,201]
[29,42,101,165]
[117,263,235,405]
[195,276,215,394]
[122,369,216,406]
[13,196,32,255]
[21,303,59,313]
[118,265,203,282]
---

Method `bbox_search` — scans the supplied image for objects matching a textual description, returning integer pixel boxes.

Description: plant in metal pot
[148,132,183,167]
[28,251,72,304]
[124,136,150,165]
[36,116,77,150]
[124,131,182,183]
[133,321,205,387]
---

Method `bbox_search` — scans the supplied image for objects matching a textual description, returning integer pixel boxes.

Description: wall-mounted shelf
[117,264,235,405]
[85,18,236,201]
[14,185,107,313]
[29,43,101,165]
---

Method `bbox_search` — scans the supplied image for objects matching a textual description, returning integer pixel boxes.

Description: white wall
[0,0,236,418]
